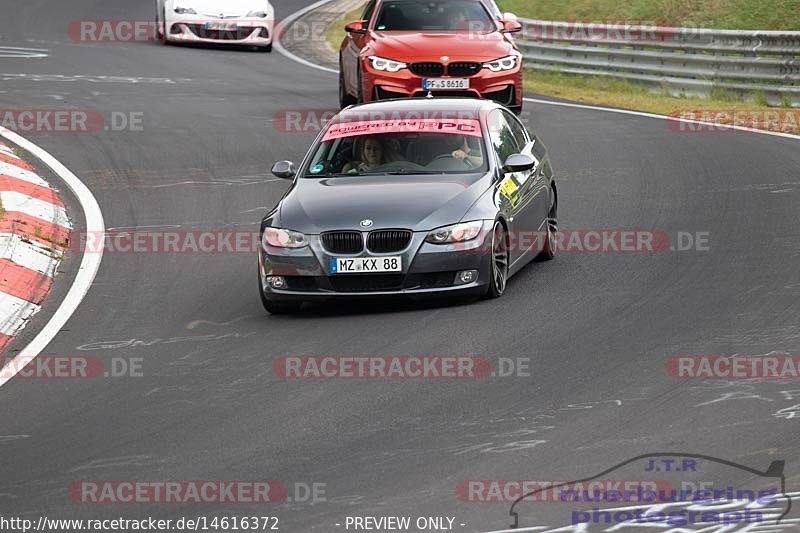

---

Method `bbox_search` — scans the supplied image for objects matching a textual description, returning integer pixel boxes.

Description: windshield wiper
[384,170,446,175]
[303,171,361,178]
[332,170,443,176]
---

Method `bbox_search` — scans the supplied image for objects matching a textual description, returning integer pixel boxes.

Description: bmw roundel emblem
[360,219,373,228]
[441,56,450,62]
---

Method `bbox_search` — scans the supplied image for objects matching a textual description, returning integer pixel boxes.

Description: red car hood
[368,30,514,62]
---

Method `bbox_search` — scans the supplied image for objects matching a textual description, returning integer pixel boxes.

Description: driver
[449,134,483,168]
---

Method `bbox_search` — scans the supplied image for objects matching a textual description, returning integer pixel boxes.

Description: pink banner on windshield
[322,119,482,141]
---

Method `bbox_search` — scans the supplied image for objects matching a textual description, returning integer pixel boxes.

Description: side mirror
[503,12,519,21]
[503,153,536,174]
[501,19,522,33]
[271,161,296,179]
[345,20,367,34]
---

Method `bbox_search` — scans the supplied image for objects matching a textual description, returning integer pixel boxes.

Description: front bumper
[363,61,523,107]
[166,16,273,45]
[259,222,494,302]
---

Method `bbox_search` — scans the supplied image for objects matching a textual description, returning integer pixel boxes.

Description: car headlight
[483,55,518,72]
[173,6,197,14]
[263,228,309,248]
[246,10,269,17]
[426,221,484,244]
[368,56,407,73]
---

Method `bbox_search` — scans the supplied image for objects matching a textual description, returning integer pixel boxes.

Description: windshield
[304,118,488,177]
[373,0,496,31]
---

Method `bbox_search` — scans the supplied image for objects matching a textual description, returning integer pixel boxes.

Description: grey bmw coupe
[258,98,557,313]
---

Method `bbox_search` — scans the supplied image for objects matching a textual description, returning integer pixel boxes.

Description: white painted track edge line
[273,0,800,142]
[0,127,105,388]
[274,0,339,74]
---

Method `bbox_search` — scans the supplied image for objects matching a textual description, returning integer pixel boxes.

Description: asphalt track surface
[1,1,800,531]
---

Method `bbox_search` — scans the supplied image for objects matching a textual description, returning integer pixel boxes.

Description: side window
[503,110,529,150]
[361,0,377,24]
[488,109,521,164]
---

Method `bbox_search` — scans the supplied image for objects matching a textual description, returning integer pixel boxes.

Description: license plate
[203,22,238,31]
[423,78,470,90]
[330,256,402,274]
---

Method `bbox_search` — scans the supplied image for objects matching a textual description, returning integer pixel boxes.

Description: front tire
[484,221,509,299]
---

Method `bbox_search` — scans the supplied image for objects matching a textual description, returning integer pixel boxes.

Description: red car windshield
[373,0,496,32]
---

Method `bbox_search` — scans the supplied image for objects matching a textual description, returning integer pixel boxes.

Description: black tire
[259,43,272,52]
[339,57,357,108]
[509,105,523,116]
[258,271,303,314]
[484,221,509,299]
[537,188,558,261]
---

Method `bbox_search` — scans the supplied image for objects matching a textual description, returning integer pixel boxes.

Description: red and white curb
[0,140,71,352]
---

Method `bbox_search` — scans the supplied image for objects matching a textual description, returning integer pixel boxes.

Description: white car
[155,0,275,51]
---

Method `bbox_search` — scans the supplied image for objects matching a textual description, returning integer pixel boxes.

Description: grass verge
[523,70,800,134]
[327,4,367,53]
[496,0,800,31]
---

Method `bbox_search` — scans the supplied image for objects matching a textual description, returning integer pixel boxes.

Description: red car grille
[409,62,445,76]
[447,62,482,76]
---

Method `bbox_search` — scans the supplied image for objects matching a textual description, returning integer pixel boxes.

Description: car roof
[337,98,498,123]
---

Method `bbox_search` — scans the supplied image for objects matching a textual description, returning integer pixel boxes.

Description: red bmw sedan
[339,0,523,113]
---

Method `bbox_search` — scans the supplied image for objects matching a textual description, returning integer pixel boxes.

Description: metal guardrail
[515,19,800,106]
